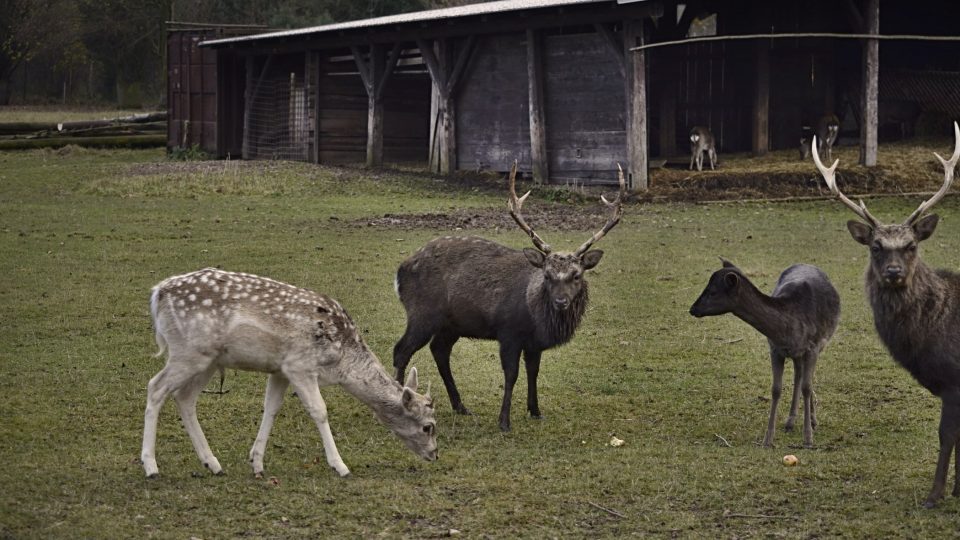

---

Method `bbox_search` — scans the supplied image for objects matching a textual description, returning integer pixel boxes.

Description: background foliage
[0,0,483,107]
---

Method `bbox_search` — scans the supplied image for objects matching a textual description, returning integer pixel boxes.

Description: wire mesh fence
[246,72,310,161]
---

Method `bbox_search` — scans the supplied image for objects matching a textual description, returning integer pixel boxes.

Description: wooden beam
[860,0,879,167]
[594,23,626,78]
[350,45,372,94]
[625,19,648,191]
[526,29,549,185]
[751,42,770,156]
[212,3,662,54]
[445,35,477,97]
[417,39,448,99]
[374,43,403,100]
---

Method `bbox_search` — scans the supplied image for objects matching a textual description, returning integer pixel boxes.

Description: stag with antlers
[813,122,960,507]
[392,164,626,431]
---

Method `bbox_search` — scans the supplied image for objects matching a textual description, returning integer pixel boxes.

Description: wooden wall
[317,56,429,165]
[167,31,219,153]
[456,34,531,173]
[543,32,626,184]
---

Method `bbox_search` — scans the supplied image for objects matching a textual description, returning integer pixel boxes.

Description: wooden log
[860,0,879,166]
[526,29,549,185]
[0,134,165,150]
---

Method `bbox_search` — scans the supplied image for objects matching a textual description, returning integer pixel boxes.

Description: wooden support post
[860,0,879,166]
[420,39,462,175]
[752,42,770,156]
[625,20,648,191]
[526,29,549,185]
[367,45,385,167]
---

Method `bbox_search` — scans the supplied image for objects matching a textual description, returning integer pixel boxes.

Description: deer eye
[906,243,917,253]
[870,244,881,254]
[422,424,435,435]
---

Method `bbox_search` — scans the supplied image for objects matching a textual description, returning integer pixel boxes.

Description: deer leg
[924,396,960,508]
[689,148,696,170]
[524,349,543,419]
[392,324,432,384]
[141,358,211,478]
[709,148,717,170]
[430,332,469,415]
[287,374,350,477]
[799,354,816,448]
[172,365,222,475]
[954,440,960,497]
[763,350,786,447]
[784,360,801,432]
[498,343,522,432]
[249,373,289,478]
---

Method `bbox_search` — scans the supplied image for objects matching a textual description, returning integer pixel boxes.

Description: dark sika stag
[812,122,960,507]
[690,259,840,448]
[393,163,626,431]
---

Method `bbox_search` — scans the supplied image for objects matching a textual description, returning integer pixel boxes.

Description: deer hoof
[499,422,512,432]
[922,498,938,509]
[530,413,543,420]
[146,472,159,480]
[454,405,472,416]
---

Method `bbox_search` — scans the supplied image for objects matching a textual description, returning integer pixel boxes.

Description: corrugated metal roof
[201,0,615,47]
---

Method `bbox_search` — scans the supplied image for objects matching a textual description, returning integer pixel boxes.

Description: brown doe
[689,126,717,171]
[812,122,960,507]
[392,163,626,431]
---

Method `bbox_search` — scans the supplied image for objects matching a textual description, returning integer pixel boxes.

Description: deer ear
[847,220,873,245]
[404,366,419,392]
[580,250,604,270]
[719,257,738,269]
[523,248,546,268]
[913,214,939,241]
[402,387,415,409]
[723,271,740,290]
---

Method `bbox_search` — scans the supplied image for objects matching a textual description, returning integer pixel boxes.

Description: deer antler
[508,160,552,253]
[573,163,627,257]
[904,121,960,225]
[811,136,880,228]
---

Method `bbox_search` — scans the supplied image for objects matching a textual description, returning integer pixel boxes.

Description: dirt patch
[354,205,611,231]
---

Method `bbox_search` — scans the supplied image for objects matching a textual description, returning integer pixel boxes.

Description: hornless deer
[690,259,840,448]
[812,122,960,507]
[393,163,626,431]
[801,114,840,161]
[141,269,438,479]
[689,126,717,171]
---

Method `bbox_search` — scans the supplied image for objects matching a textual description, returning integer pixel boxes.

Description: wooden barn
[172,0,960,189]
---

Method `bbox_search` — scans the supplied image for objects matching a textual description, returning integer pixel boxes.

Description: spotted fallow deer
[393,163,626,431]
[141,268,438,479]
[812,122,960,507]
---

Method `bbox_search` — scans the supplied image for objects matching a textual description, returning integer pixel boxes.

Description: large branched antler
[904,121,960,225]
[508,160,552,253]
[811,135,880,227]
[573,163,627,257]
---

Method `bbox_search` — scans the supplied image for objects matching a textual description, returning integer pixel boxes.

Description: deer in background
[801,114,840,161]
[393,163,626,431]
[141,269,438,479]
[690,259,840,448]
[812,122,960,507]
[689,126,717,171]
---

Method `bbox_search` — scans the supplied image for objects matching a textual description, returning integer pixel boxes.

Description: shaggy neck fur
[867,260,949,366]
[531,280,589,348]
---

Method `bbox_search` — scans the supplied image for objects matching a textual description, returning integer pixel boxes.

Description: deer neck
[866,260,947,345]
[730,280,793,343]
[529,278,588,347]
[335,343,404,414]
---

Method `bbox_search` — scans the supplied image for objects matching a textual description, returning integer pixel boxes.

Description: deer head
[507,161,626,310]
[812,122,960,288]
[689,258,744,317]
[374,367,438,461]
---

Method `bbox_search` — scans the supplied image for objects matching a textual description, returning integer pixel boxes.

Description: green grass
[2,147,960,538]
[0,106,150,123]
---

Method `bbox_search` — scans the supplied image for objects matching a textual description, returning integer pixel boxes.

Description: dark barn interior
[169,0,960,188]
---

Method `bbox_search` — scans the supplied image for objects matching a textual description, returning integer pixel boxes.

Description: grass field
[2,145,960,538]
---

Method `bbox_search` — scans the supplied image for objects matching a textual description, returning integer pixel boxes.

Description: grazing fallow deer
[812,122,960,507]
[689,126,717,171]
[690,259,840,448]
[803,114,840,161]
[141,268,438,479]
[393,163,626,431]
